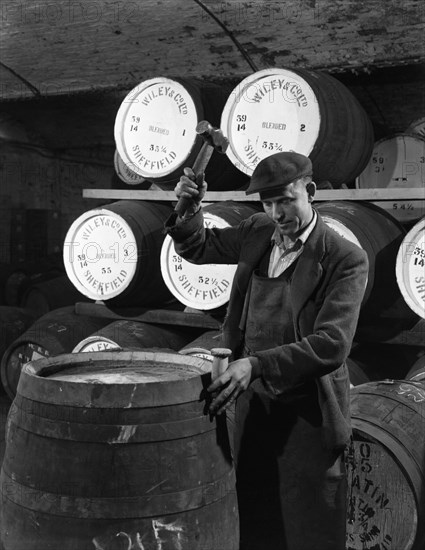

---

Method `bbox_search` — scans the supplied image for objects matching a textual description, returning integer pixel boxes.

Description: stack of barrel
[345,114,425,550]
[1,68,424,550]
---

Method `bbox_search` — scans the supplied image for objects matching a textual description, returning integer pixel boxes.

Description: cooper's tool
[174,120,229,218]
[210,347,232,381]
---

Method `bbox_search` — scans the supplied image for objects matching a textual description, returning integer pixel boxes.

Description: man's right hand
[175,167,208,208]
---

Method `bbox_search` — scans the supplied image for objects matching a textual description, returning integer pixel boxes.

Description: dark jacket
[166,208,369,450]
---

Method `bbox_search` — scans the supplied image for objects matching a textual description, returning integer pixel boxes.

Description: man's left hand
[207,357,259,415]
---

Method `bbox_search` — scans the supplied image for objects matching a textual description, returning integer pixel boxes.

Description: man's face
[261,179,315,239]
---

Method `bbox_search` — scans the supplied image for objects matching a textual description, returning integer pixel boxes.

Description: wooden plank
[75,302,223,330]
[1,0,423,99]
[370,200,425,223]
[83,188,425,202]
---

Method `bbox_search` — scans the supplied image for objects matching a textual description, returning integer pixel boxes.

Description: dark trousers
[229,381,347,550]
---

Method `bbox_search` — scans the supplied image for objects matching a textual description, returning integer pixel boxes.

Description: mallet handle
[174,141,213,218]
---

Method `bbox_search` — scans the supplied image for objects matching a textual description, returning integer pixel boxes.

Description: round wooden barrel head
[160,213,236,310]
[2,342,50,399]
[320,215,362,249]
[347,430,418,550]
[72,336,121,353]
[44,360,207,384]
[113,149,148,186]
[63,208,138,301]
[220,68,320,175]
[396,217,425,319]
[357,133,425,189]
[10,342,50,365]
[114,77,199,179]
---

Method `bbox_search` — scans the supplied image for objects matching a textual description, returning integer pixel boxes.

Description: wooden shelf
[83,188,425,222]
[84,188,425,202]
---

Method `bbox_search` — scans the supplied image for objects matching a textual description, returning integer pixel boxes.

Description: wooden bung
[211,348,232,380]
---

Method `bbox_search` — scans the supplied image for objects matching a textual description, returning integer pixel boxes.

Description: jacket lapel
[291,212,326,322]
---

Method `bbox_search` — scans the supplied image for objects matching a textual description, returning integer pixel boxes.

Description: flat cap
[246,152,313,196]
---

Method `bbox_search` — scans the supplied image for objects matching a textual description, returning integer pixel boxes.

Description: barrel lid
[18,351,211,407]
[160,213,237,310]
[72,336,122,353]
[114,77,199,179]
[396,217,425,319]
[356,132,425,189]
[113,149,148,186]
[63,208,137,301]
[320,215,362,249]
[220,68,320,176]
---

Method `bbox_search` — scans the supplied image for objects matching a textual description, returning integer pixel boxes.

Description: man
[165,152,368,550]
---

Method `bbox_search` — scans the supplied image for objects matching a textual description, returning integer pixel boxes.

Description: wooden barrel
[220,67,374,185]
[0,255,64,306]
[316,201,407,317]
[396,216,425,319]
[347,380,425,550]
[406,354,425,382]
[0,307,36,393]
[356,133,425,189]
[160,202,260,310]
[63,200,175,307]
[20,275,88,318]
[72,319,200,353]
[0,351,239,550]
[179,330,222,361]
[347,343,417,387]
[114,77,247,191]
[0,306,109,399]
[113,149,150,187]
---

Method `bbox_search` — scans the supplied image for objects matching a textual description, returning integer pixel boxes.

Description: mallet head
[196,120,229,154]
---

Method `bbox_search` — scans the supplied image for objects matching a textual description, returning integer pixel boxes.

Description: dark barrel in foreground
[0,350,238,550]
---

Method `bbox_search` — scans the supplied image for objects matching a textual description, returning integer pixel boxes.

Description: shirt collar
[271,210,317,249]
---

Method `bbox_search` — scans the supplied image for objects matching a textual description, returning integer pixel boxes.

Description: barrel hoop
[352,383,425,411]
[351,417,424,508]
[18,351,210,408]
[0,468,236,519]
[8,402,215,443]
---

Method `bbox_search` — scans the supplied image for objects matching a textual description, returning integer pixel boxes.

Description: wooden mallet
[174,120,229,218]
